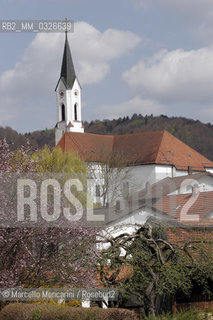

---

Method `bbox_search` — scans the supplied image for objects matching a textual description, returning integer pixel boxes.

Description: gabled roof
[153,191,213,226]
[138,172,213,200]
[56,130,213,170]
[56,33,76,90]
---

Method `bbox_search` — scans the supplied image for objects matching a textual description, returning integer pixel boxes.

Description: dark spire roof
[59,32,76,89]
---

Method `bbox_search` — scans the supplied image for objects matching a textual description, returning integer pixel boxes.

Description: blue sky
[1,0,213,133]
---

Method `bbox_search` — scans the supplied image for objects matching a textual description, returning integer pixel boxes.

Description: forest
[1,113,213,160]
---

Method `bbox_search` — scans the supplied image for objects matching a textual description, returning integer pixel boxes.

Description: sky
[1,0,213,133]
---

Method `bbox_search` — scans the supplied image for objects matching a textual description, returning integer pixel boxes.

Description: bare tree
[87,150,132,207]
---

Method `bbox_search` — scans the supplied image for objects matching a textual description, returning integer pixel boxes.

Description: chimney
[188,166,192,175]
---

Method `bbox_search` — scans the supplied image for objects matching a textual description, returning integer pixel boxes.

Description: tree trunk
[149,291,156,317]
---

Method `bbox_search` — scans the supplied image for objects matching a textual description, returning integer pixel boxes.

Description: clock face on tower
[59,91,64,98]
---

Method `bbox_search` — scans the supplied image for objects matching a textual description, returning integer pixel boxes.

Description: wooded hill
[1,113,213,161]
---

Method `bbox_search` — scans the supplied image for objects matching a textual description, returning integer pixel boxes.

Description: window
[74,103,78,121]
[61,104,65,121]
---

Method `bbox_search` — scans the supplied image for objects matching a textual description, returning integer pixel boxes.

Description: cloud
[0,22,140,131]
[96,96,167,119]
[72,22,141,85]
[123,47,213,103]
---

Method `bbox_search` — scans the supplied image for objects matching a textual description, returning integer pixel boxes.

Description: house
[100,172,213,239]
[137,171,213,200]
[152,190,213,227]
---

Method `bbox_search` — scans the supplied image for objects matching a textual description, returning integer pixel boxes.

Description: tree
[33,145,87,175]
[87,151,132,206]
[98,222,213,316]
[0,140,99,290]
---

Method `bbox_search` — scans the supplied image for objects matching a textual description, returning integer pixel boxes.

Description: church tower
[55,32,84,145]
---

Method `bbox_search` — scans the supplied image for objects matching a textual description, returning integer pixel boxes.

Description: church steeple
[59,32,76,89]
[55,32,84,146]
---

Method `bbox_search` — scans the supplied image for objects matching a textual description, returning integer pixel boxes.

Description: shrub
[144,308,211,319]
[0,303,38,320]
[0,303,138,320]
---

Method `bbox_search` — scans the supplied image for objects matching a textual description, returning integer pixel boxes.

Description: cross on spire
[65,18,68,40]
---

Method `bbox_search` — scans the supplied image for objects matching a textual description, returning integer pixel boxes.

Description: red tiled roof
[138,172,213,200]
[57,131,113,161]
[153,191,213,226]
[56,130,213,170]
[155,131,213,171]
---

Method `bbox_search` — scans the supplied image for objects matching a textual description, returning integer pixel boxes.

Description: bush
[0,303,39,320]
[0,303,138,320]
[144,308,212,319]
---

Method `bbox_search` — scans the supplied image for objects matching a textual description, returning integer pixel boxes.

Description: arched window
[61,104,65,121]
[74,103,78,121]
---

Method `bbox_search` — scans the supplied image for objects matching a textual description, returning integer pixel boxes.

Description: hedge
[0,303,138,320]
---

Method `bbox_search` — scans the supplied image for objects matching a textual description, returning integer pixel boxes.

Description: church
[55,32,213,207]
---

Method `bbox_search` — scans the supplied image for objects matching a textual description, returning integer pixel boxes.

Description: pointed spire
[60,31,76,89]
